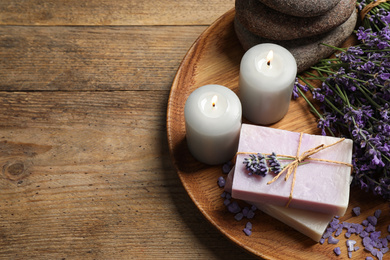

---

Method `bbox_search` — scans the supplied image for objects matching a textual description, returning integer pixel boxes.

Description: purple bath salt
[346,240,356,252]
[235,213,244,221]
[222,162,233,174]
[242,206,249,217]
[246,210,255,219]
[374,209,382,219]
[334,247,341,256]
[367,216,378,226]
[243,228,252,236]
[352,207,361,216]
[217,176,226,187]
[366,224,376,233]
[227,201,241,214]
[328,236,339,244]
[246,222,252,230]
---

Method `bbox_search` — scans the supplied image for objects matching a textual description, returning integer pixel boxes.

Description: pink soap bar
[231,124,353,216]
[225,168,334,242]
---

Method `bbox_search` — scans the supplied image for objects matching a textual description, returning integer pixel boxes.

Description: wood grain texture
[0,0,235,26]
[0,26,205,91]
[0,0,261,259]
[167,9,390,260]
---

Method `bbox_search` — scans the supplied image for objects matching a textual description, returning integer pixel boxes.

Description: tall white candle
[239,43,297,125]
[184,84,242,165]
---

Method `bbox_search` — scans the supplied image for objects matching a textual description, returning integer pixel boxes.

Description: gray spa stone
[235,0,356,40]
[259,0,342,17]
[234,10,358,73]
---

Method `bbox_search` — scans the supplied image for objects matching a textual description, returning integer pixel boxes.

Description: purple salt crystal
[348,251,352,258]
[388,225,390,233]
[370,231,381,241]
[217,176,226,187]
[225,193,231,200]
[242,207,249,217]
[246,210,255,219]
[353,207,361,216]
[319,238,325,244]
[374,209,382,219]
[366,224,376,233]
[323,230,332,239]
[221,191,226,198]
[348,227,357,234]
[245,222,252,230]
[222,163,231,174]
[381,247,389,254]
[371,248,379,257]
[250,205,257,211]
[345,232,351,238]
[235,213,244,221]
[224,199,231,206]
[360,230,369,238]
[344,222,353,229]
[243,228,252,236]
[347,240,356,252]
[381,238,388,248]
[367,216,378,226]
[362,219,369,226]
[355,224,364,234]
[330,218,340,229]
[328,236,340,244]
[365,243,374,253]
[354,246,360,251]
[387,235,390,241]
[377,251,383,260]
[227,201,241,214]
[335,226,343,237]
[363,236,372,247]
[334,247,341,256]
[366,257,374,260]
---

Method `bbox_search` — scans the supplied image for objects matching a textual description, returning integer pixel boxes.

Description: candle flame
[211,95,218,107]
[267,50,273,66]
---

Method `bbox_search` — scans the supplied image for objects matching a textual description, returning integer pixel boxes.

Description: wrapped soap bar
[225,168,334,242]
[231,124,353,216]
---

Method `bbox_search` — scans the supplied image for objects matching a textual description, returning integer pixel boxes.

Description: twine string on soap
[236,132,353,208]
[360,0,389,21]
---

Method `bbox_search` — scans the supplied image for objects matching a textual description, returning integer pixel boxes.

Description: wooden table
[0,0,261,259]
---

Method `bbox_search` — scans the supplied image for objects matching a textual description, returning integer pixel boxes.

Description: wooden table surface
[0,0,263,259]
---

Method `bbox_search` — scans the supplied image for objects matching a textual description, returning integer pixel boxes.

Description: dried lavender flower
[243,153,268,176]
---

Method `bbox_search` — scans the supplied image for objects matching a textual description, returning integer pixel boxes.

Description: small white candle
[239,43,297,125]
[184,84,242,165]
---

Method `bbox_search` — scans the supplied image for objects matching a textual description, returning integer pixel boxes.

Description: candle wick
[267,60,271,66]
[212,103,216,108]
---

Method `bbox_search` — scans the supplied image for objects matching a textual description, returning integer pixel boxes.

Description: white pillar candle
[184,84,242,165]
[239,43,297,125]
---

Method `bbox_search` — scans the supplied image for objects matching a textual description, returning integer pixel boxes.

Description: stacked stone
[235,0,358,73]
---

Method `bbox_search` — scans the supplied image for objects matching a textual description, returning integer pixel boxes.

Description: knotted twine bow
[236,133,353,208]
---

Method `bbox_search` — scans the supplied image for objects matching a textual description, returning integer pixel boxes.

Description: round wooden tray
[166,8,389,260]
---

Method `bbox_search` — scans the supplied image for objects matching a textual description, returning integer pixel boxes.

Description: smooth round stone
[234,10,357,73]
[235,0,356,40]
[259,0,341,17]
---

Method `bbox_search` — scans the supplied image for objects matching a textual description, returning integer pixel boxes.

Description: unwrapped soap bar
[225,168,334,242]
[232,124,353,216]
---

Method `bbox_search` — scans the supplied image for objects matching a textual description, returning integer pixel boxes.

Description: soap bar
[232,124,353,216]
[225,168,334,242]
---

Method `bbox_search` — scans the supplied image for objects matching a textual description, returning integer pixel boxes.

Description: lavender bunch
[243,153,269,176]
[243,153,283,176]
[294,1,390,200]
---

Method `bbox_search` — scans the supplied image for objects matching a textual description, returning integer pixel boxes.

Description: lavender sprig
[294,0,390,200]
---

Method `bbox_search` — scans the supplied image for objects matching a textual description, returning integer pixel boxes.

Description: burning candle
[184,84,242,165]
[239,43,297,125]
